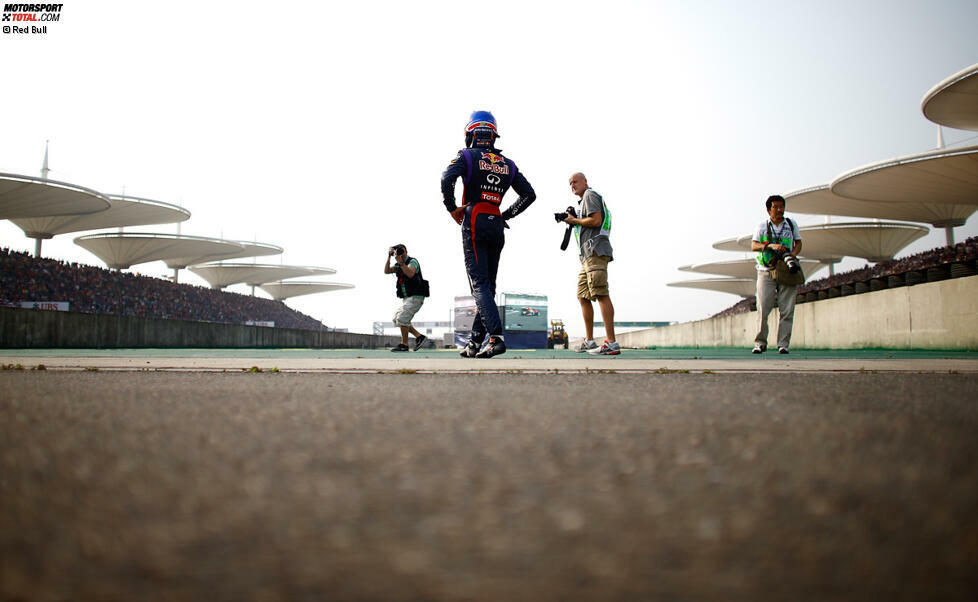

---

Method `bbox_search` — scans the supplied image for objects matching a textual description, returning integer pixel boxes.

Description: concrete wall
[0,308,401,349]
[619,275,978,350]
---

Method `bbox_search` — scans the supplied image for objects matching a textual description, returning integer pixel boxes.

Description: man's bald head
[569,172,589,198]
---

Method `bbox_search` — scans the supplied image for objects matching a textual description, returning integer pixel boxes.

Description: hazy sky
[2,0,977,335]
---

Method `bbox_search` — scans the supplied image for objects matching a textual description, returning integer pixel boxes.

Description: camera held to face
[389,244,406,257]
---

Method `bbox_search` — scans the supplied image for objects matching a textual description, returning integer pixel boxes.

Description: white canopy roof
[163,240,284,269]
[74,233,244,270]
[790,222,929,262]
[831,145,978,206]
[259,281,355,301]
[921,62,978,131]
[0,173,110,220]
[10,194,190,239]
[711,236,747,252]
[188,263,337,288]
[785,185,976,228]
[667,278,756,298]
[712,221,928,262]
[679,257,825,279]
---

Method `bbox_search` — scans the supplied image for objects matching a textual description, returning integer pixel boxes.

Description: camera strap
[766,219,794,250]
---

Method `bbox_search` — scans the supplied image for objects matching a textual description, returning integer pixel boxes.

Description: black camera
[554,206,577,223]
[554,206,577,250]
[389,244,406,257]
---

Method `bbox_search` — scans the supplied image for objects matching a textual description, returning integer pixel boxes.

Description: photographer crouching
[751,195,803,355]
[384,244,430,352]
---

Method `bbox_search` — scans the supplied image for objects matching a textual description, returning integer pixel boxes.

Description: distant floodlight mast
[41,140,50,181]
[38,141,51,255]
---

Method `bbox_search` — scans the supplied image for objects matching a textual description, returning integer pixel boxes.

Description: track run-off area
[2,349,977,600]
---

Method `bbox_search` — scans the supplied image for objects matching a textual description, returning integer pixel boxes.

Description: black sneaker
[459,341,481,358]
[413,335,428,351]
[475,336,506,358]
[391,343,409,352]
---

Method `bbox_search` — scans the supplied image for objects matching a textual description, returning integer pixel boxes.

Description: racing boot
[460,340,481,358]
[475,335,506,359]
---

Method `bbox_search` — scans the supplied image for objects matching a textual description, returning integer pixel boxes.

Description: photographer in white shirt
[750,195,802,355]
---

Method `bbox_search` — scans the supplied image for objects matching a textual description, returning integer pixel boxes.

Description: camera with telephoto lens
[767,247,800,273]
[783,253,800,273]
[554,206,578,251]
[389,244,406,257]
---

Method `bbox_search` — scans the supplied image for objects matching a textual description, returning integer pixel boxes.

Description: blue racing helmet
[465,110,500,148]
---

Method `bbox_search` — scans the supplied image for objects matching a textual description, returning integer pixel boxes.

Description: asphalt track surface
[3,347,978,375]
[2,357,978,600]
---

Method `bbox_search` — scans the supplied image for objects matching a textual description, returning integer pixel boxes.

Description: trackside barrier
[617,275,978,350]
[0,308,401,349]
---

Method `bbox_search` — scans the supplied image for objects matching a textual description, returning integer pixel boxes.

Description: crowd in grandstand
[0,247,327,330]
[712,236,978,318]
[799,236,978,294]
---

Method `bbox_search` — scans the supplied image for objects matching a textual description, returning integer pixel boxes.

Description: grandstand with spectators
[0,247,328,330]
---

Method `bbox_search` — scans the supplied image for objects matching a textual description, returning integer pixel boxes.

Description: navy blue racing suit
[441,147,535,342]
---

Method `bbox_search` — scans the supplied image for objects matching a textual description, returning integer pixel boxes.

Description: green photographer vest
[574,198,612,245]
[756,218,797,268]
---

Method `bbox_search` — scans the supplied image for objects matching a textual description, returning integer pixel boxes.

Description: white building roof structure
[711,221,928,263]
[711,236,747,252]
[790,222,929,263]
[163,240,284,270]
[667,278,756,298]
[829,145,978,244]
[74,233,244,270]
[679,257,826,279]
[259,281,355,301]
[689,65,977,306]
[9,194,191,257]
[785,185,975,229]
[0,173,110,220]
[188,263,337,289]
[831,145,978,206]
[921,62,978,131]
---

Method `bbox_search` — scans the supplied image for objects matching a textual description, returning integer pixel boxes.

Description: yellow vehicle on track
[547,319,568,349]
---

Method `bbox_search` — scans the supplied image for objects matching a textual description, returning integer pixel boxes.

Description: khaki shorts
[577,255,611,300]
[393,296,424,326]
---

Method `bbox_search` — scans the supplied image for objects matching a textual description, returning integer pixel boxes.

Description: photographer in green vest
[751,195,803,355]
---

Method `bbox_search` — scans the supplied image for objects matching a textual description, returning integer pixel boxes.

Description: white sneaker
[577,339,598,353]
[752,344,765,354]
[587,340,621,356]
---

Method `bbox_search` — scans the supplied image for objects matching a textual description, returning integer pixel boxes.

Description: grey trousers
[754,270,797,350]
